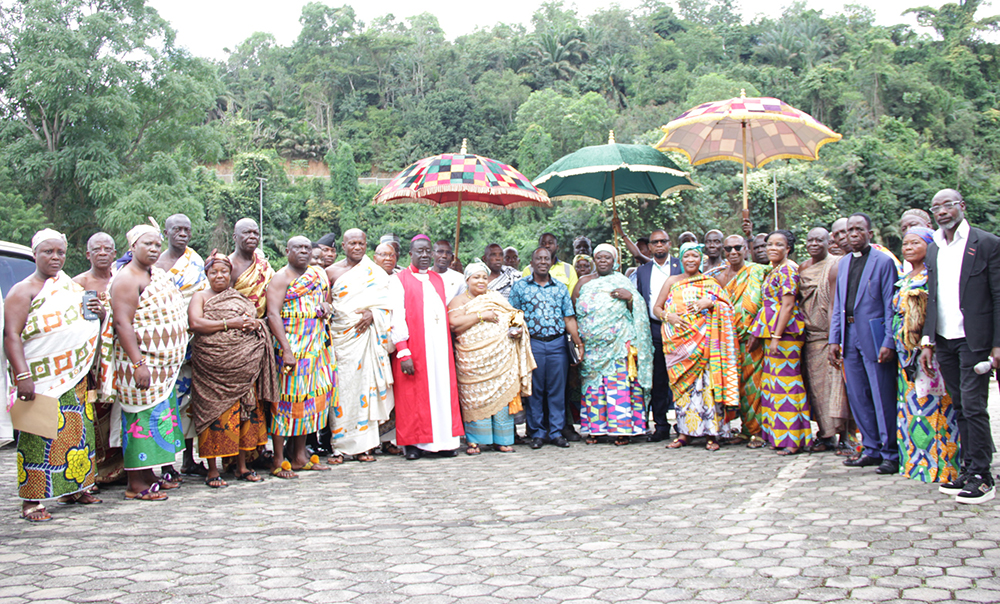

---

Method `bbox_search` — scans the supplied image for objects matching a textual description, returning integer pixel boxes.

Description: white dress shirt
[648,256,673,321]
[437,268,466,303]
[934,219,970,340]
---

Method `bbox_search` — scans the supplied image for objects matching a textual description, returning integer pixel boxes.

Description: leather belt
[532,332,564,342]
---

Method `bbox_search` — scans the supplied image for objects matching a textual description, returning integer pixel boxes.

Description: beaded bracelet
[131,358,146,369]
[14,371,30,382]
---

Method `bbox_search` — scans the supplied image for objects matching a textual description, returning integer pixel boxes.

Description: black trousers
[936,336,995,475]
[649,322,674,433]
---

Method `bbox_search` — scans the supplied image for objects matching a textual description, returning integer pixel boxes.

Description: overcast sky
[147,0,954,61]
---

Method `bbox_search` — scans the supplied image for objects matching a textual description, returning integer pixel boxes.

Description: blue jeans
[528,336,569,440]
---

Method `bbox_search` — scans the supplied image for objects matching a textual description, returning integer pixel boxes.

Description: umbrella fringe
[661,111,842,138]
[373,184,551,206]
[532,163,691,185]
[543,183,698,204]
[373,197,552,210]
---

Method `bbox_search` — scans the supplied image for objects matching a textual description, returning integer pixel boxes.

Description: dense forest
[1,0,999,272]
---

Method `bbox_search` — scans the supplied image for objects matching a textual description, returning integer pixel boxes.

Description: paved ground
[0,391,999,604]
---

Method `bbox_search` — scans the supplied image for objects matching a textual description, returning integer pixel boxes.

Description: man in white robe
[327,229,394,462]
[389,235,463,459]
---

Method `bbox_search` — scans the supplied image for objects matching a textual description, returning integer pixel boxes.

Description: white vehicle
[0,240,35,298]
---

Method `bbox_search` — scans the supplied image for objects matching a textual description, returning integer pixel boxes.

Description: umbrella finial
[608,130,616,144]
[740,89,746,98]
[460,138,467,154]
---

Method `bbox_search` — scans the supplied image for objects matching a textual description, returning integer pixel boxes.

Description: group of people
[4,187,998,522]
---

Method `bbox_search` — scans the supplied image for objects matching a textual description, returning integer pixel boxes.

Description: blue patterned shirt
[508,274,575,338]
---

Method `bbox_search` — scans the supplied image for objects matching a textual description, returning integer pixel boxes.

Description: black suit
[923,223,1000,475]
[634,256,682,433]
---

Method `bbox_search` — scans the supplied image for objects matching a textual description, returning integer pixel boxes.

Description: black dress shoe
[404,446,422,460]
[437,448,458,457]
[647,430,669,443]
[843,454,881,467]
[553,436,570,448]
[530,438,545,449]
[562,427,582,442]
[875,459,899,475]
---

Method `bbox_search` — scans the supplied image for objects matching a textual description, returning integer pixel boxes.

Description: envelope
[10,393,59,440]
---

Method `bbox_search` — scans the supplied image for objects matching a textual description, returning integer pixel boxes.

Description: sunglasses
[723,245,743,252]
[649,238,669,245]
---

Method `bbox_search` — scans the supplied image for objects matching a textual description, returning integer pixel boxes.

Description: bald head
[233,218,261,256]
[342,228,366,243]
[87,232,115,251]
[85,232,116,271]
[806,227,830,262]
[163,214,191,253]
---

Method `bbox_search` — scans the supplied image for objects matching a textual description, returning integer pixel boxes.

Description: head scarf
[31,228,66,252]
[204,249,232,272]
[906,226,934,245]
[127,217,162,248]
[573,254,595,275]
[463,260,489,281]
[679,241,705,259]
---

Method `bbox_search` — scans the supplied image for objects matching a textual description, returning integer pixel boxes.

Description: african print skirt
[581,360,647,436]
[93,398,124,485]
[464,401,515,446]
[271,401,331,437]
[674,370,728,438]
[897,368,959,483]
[198,394,268,459]
[121,391,184,470]
[760,337,811,448]
[17,383,95,501]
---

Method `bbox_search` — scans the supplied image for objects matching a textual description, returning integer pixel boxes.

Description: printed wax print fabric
[508,276,574,339]
[121,390,183,470]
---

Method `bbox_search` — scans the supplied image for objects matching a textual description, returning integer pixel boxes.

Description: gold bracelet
[477,312,483,323]
[223,318,228,331]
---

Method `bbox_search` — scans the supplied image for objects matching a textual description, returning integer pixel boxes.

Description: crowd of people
[4,187,998,523]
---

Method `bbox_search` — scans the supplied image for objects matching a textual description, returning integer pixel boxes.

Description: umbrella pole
[611,171,619,251]
[454,192,463,260]
[741,121,749,223]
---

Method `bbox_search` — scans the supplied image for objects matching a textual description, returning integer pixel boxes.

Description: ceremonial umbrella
[654,90,841,219]
[373,139,551,257]
[532,131,699,246]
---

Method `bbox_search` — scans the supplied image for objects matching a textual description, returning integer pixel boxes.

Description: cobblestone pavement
[0,391,999,604]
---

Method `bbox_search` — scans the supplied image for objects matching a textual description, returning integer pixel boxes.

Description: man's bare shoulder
[268,266,294,290]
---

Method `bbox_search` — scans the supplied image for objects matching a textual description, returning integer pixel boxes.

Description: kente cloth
[464,403,515,446]
[453,291,536,424]
[803,340,850,438]
[872,243,903,278]
[487,266,521,299]
[760,338,812,448]
[389,267,463,451]
[892,269,959,483]
[675,370,729,437]
[750,263,806,339]
[581,359,648,436]
[190,288,279,435]
[17,383,96,501]
[198,392,268,458]
[660,274,740,412]
[99,267,188,414]
[718,264,768,436]
[800,256,849,438]
[577,272,653,394]
[329,256,394,455]
[273,266,335,437]
[16,271,102,402]
[121,390,183,470]
[167,247,208,304]
[234,248,275,318]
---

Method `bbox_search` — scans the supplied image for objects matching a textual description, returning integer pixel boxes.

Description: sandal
[776,447,800,456]
[614,436,630,446]
[204,476,228,488]
[746,436,765,449]
[157,478,181,490]
[236,470,262,483]
[271,461,298,479]
[705,440,721,452]
[160,470,183,484]
[180,462,208,477]
[380,442,402,456]
[326,454,345,465]
[666,437,689,449]
[294,455,331,471]
[354,451,376,462]
[493,445,514,453]
[125,483,169,501]
[21,503,52,522]
[725,435,749,445]
[465,444,481,456]
[808,440,833,453]
[57,491,103,505]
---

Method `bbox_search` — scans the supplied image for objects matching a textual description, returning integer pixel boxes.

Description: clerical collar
[409,265,429,274]
[851,244,871,258]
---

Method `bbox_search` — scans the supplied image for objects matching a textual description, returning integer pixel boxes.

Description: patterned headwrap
[905,226,934,245]
[31,228,66,252]
[463,260,489,281]
[573,254,595,275]
[127,217,162,248]
[679,241,705,259]
[204,249,232,272]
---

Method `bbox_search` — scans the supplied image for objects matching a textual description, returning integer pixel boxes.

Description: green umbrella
[532,132,699,244]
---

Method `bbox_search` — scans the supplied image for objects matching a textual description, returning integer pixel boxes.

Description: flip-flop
[327,454,345,465]
[57,491,103,505]
[157,479,181,491]
[180,463,208,477]
[160,470,184,484]
[21,503,52,522]
[705,441,721,452]
[295,455,331,471]
[125,483,169,501]
[776,447,800,456]
[465,445,481,456]
[746,436,766,449]
[666,437,688,449]
[236,470,262,482]
[204,476,228,489]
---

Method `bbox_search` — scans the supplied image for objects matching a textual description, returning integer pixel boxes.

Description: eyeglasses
[649,238,669,245]
[929,200,961,213]
[723,245,743,252]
